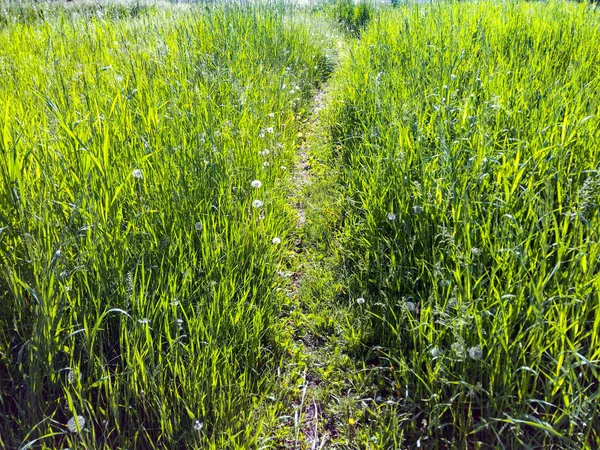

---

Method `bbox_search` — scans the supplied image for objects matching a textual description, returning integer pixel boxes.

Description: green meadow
[0,1,598,448]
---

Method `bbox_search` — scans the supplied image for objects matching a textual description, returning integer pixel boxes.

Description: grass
[321,0,600,447]
[1,0,599,449]
[0,3,330,448]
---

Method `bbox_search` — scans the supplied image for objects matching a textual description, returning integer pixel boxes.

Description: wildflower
[195,222,203,232]
[132,169,143,179]
[356,297,366,305]
[252,200,264,208]
[387,212,397,221]
[251,180,262,189]
[266,127,274,134]
[194,420,204,431]
[272,237,281,245]
[67,415,86,433]
[468,345,483,360]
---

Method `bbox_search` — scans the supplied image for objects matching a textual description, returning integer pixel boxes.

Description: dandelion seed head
[405,301,416,313]
[67,415,85,433]
[251,180,262,189]
[387,212,397,221]
[430,347,443,358]
[272,237,281,245]
[468,345,483,360]
[195,222,203,232]
[280,166,287,171]
[132,169,143,179]
[252,200,264,208]
[194,420,204,431]
[356,297,366,305]
[67,369,77,384]
[263,161,270,168]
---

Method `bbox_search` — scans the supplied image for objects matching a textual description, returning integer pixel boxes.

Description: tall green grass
[329,0,374,37]
[0,4,329,448]
[326,1,600,447]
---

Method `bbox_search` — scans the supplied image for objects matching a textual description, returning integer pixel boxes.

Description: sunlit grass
[325,1,600,447]
[0,3,330,448]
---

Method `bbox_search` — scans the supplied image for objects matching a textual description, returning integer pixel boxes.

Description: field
[0,0,599,449]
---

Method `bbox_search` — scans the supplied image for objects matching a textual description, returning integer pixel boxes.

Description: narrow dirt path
[271,82,343,450]
[288,86,331,450]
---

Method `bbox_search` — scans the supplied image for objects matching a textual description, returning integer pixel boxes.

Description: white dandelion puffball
[67,369,80,384]
[132,169,143,179]
[195,222,203,232]
[67,415,86,433]
[251,180,262,189]
[263,161,270,168]
[468,345,483,360]
[194,420,204,431]
[387,212,397,221]
[272,237,281,245]
[405,301,416,313]
[356,297,366,305]
[252,200,264,208]
[430,347,443,358]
